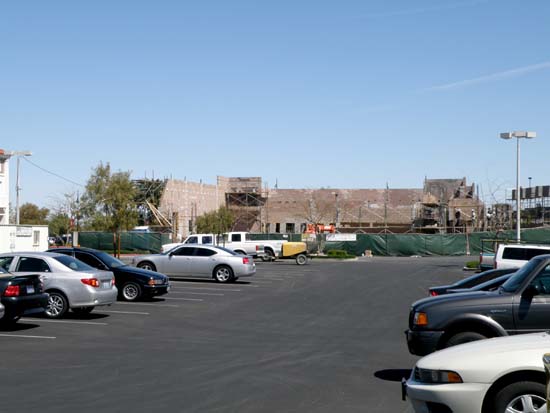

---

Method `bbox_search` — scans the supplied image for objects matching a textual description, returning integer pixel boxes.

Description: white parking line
[162,297,204,302]
[169,291,224,297]
[116,302,179,308]
[170,286,242,292]
[0,333,56,339]
[99,310,150,315]
[23,318,108,326]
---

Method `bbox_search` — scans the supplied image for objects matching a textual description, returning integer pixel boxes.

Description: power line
[22,157,85,188]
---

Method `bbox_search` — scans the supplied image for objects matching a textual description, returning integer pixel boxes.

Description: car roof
[500,244,550,249]
[0,251,66,258]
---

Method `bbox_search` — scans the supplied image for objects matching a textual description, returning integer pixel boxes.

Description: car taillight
[4,285,20,297]
[111,278,116,286]
[81,278,100,287]
[242,257,250,264]
[430,291,438,296]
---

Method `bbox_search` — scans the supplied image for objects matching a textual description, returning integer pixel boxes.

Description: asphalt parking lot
[0,256,468,413]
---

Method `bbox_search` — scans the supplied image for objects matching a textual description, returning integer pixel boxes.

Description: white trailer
[0,225,49,253]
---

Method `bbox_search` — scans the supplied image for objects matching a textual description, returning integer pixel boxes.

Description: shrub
[326,249,355,258]
[465,260,479,269]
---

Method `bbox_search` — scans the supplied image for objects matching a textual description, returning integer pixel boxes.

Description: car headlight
[414,367,463,384]
[413,311,429,326]
[148,277,166,286]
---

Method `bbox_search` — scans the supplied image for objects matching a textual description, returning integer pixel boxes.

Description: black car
[0,259,48,324]
[428,268,517,296]
[445,272,515,294]
[48,247,170,301]
[406,254,550,356]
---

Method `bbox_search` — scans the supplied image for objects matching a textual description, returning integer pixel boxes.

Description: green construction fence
[78,231,171,254]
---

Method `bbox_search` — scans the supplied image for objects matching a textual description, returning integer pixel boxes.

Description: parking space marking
[169,291,224,297]
[98,310,150,315]
[22,318,108,326]
[0,333,56,339]
[162,297,204,302]
[115,302,180,308]
[170,286,242,292]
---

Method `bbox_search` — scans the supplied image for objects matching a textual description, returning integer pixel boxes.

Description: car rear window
[53,256,95,272]
[502,247,550,261]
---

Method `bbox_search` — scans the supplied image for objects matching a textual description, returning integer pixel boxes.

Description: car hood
[416,332,550,383]
[412,290,504,310]
[117,265,166,280]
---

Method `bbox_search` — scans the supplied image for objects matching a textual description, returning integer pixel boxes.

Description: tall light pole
[10,150,32,225]
[500,131,536,242]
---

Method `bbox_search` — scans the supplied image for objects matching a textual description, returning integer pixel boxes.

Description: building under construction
[154,176,489,239]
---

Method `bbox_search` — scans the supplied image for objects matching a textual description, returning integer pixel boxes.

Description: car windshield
[500,258,544,293]
[94,251,126,268]
[54,255,95,272]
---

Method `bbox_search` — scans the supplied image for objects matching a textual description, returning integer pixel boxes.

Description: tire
[493,381,545,413]
[137,262,156,272]
[45,291,69,319]
[444,331,487,348]
[72,306,94,315]
[263,249,275,262]
[121,282,142,301]
[213,265,234,283]
[296,254,308,265]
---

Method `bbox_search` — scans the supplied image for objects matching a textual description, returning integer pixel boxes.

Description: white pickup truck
[161,232,287,259]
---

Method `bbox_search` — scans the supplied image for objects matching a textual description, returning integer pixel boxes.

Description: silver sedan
[0,252,117,318]
[132,245,256,283]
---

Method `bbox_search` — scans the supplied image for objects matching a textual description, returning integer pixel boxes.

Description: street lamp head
[500,131,537,140]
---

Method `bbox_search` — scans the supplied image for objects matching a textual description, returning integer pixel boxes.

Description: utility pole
[10,150,32,225]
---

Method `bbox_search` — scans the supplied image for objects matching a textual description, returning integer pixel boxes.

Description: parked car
[494,243,550,269]
[48,247,170,301]
[132,245,256,283]
[445,272,515,294]
[406,254,550,356]
[0,252,117,318]
[428,268,517,296]
[0,257,48,324]
[403,332,549,413]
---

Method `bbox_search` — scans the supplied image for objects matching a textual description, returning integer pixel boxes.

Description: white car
[404,332,548,413]
[494,244,550,270]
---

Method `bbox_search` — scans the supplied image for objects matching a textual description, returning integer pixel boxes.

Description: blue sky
[2,0,549,208]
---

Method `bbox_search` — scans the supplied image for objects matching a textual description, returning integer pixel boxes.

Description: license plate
[26,285,35,294]
[102,281,111,288]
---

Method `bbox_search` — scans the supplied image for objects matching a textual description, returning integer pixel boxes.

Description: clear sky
[2,0,549,209]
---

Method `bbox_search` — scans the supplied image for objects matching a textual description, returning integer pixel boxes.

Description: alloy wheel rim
[124,285,138,299]
[217,268,230,281]
[47,295,64,316]
[505,394,546,413]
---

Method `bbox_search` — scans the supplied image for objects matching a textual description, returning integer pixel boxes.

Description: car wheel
[137,262,156,272]
[72,306,94,315]
[45,291,69,319]
[444,331,487,348]
[262,249,275,262]
[296,254,308,265]
[214,265,234,283]
[493,381,546,413]
[121,282,142,301]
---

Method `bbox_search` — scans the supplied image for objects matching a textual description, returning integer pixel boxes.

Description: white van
[494,244,550,269]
